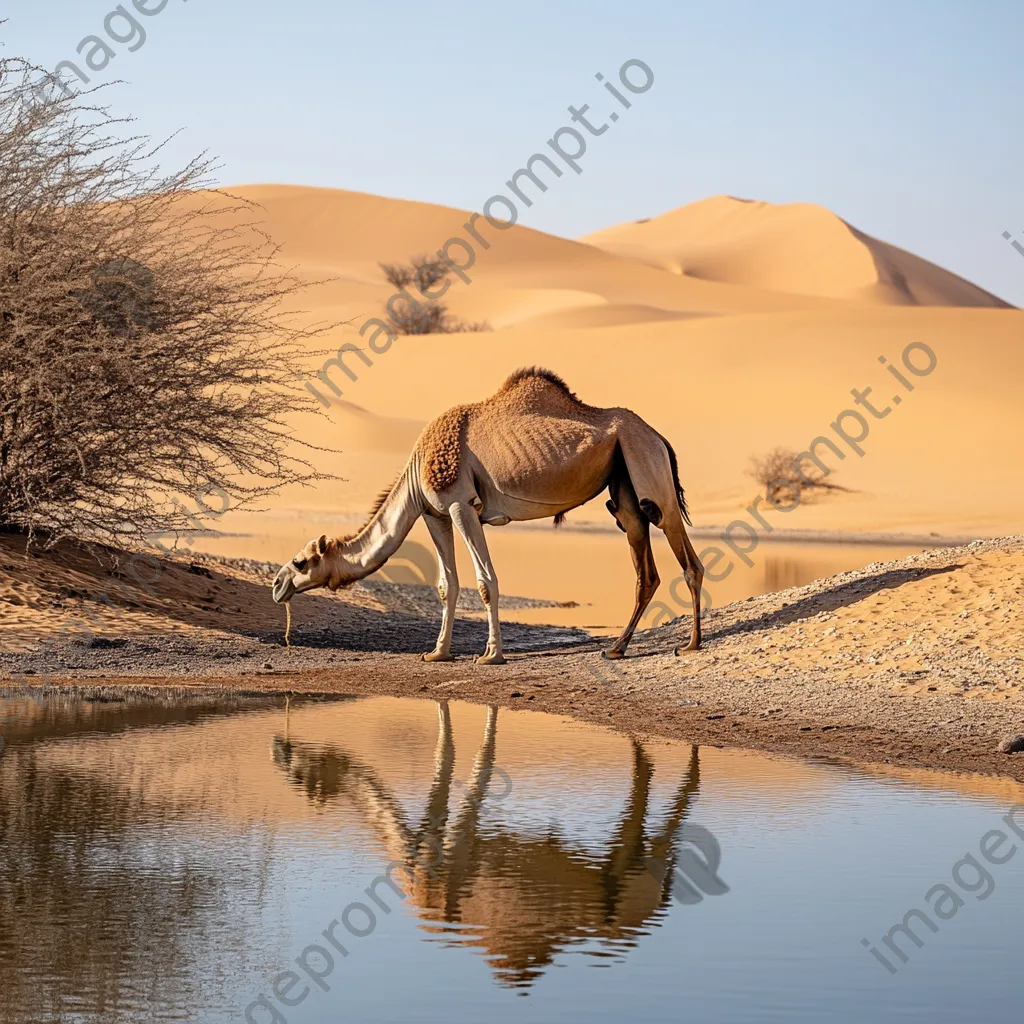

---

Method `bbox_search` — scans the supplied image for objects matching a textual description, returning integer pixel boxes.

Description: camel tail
[655,432,691,526]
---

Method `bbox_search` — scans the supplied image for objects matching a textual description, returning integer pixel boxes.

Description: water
[476,533,930,634]
[195,522,930,634]
[1,694,1021,1023]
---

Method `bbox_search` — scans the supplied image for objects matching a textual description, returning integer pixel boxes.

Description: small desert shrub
[0,56,333,545]
[748,447,845,505]
[378,255,490,335]
[379,261,414,290]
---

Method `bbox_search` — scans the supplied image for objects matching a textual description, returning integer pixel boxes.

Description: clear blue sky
[5,0,1023,304]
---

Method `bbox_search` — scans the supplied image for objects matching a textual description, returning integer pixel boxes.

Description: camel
[272,367,704,663]
[271,699,705,987]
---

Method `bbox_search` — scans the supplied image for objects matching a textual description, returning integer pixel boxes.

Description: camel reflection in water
[271,701,703,988]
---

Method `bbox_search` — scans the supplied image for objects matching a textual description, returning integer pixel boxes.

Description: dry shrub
[0,56,334,545]
[748,447,846,505]
[379,262,414,290]
[378,255,490,335]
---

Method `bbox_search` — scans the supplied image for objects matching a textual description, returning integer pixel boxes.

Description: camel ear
[317,534,329,555]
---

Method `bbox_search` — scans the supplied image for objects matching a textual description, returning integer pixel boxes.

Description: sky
[4,0,1023,304]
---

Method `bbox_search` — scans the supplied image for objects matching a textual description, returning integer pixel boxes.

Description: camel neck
[340,462,424,577]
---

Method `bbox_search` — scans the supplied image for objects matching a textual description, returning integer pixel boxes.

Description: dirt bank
[2,533,1023,781]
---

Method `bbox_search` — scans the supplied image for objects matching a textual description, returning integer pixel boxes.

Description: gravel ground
[2,536,1023,782]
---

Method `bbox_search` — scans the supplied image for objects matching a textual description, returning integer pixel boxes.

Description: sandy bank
[2,534,1023,782]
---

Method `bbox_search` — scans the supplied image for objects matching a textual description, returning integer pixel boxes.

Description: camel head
[272,534,359,603]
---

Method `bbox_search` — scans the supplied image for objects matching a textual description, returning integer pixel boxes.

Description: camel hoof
[421,651,455,663]
[475,652,507,666]
[674,643,701,656]
[602,648,625,660]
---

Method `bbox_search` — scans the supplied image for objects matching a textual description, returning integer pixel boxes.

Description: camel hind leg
[604,468,660,659]
[617,426,704,653]
[666,520,704,653]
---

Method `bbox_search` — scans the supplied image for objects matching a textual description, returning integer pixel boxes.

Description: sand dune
[509,301,707,331]
[255,305,1024,539]
[327,399,424,453]
[225,185,849,337]
[583,195,1012,307]
[125,185,1024,613]
[5,186,1024,795]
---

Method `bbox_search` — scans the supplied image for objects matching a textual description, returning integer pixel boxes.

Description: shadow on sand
[0,533,592,658]
[710,562,960,642]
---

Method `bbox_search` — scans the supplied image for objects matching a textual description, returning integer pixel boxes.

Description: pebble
[997,734,1024,754]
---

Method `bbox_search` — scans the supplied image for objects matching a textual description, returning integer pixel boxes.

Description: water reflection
[0,694,710,1016]
[762,554,830,592]
[271,700,703,987]
[2,693,1020,1024]
[0,697,278,1023]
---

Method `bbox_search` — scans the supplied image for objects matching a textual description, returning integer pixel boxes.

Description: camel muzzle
[272,566,296,604]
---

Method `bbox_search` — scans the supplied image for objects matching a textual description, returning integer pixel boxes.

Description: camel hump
[496,366,586,409]
[417,404,471,493]
[416,369,591,496]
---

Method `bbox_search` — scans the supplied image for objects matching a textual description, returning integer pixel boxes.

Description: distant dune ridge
[582,195,1013,308]
[180,184,1022,581]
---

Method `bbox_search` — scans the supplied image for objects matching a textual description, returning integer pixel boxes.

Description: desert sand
[3,186,1022,779]
[3,530,1024,783]
[582,195,1013,307]
[182,186,1022,584]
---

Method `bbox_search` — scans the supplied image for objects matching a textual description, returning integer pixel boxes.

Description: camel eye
[292,557,307,571]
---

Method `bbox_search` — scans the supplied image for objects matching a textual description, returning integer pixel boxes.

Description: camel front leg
[422,515,459,662]
[449,502,506,665]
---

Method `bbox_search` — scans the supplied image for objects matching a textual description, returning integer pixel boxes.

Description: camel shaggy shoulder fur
[272,367,703,663]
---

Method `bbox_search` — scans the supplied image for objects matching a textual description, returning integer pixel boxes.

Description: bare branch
[0,54,337,546]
